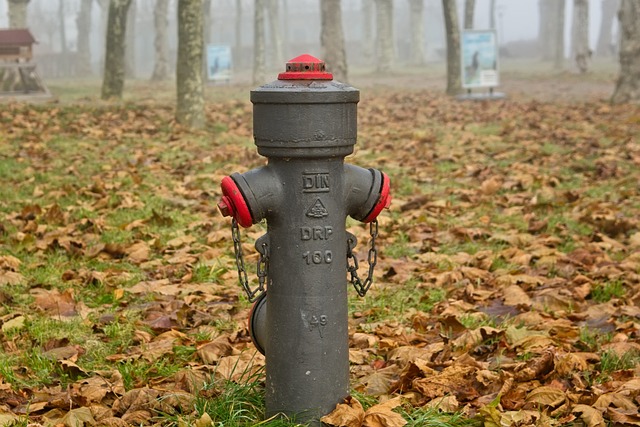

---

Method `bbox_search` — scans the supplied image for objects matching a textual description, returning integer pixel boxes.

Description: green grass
[600,349,640,375]
[351,281,446,324]
[590,280,626,303]
[384,232,416,258]
[578,326,613,352]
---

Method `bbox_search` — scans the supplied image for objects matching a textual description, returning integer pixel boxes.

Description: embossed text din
[302,172,330,193]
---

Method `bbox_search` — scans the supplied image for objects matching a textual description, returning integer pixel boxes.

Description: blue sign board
[207,45,232,82]
[461,30,499,89]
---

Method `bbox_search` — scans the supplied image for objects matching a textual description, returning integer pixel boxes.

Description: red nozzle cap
[363,172,391,223]
[220,176,253,228]
[278,54,333,80]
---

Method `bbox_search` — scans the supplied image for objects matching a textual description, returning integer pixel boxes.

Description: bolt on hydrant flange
[218,54,391,426]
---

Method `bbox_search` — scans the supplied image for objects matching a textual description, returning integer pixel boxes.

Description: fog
[0,0,619,80]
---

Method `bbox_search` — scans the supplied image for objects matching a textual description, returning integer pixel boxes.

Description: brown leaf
[363,397,407,427]
[60,407,95,427]
[32,288,78,318]
[0,271,25,286]
[321,396,365,427]
[514,348,555,381]
[594,393,637,411]
[525,386,566,408]
[411,365,476,401]
[197,335,237,364]
[502,284,532,308]
[572,404,605,427]
[607,407,640,426]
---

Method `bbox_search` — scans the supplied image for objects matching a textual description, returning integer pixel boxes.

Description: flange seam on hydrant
[218,53,391,426]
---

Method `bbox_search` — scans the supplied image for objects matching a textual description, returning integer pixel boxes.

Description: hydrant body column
[261,159,350,420]
[219,55,391,425]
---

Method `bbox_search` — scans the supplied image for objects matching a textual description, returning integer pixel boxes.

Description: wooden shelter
[0,28,36,62]
[0,28,49,99]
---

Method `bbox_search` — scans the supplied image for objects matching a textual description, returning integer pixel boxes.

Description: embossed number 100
[302,250,333,265]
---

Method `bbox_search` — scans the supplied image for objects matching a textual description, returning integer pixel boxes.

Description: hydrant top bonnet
[251,54,359,158]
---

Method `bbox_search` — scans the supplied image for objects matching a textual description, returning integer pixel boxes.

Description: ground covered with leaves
[0,85,639,427]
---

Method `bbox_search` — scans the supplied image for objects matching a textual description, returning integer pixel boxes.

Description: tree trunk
[151,0,169,81]
[8,0,30,28]
[408,0,425,65]
[282,0,290,59]
[101,0,133,100]
[539,0,554,59]
[96,0,110,73]
[374,0,394,73]
[76,0,93,76]
[202,0,212,80]
[203,0,212,45]
[464,0,475,29]
[58,0,68,54]
[361,0,374,65]
[176,0,205,129]
[253,0,267,84]
[611,0,640,103]
[596,0,619,56]
[553,0,566,69]
[234,0,243,68]
[125,0,137,78]
[267,0,284,67]
[442,0,462,95]
[320,0,348,82]
[489,0,496,29]
[571,0,590,73]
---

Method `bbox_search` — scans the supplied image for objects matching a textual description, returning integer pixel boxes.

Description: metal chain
[231,218,268,302]
[347,220,379,297]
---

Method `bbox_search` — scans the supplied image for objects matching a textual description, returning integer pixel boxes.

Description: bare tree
[176,0,205,129]
[374,0,394,73]
[8,0,30,28]
[101,0,133,100]
[253,0,267,84]
[234,0,243,67]
[538,0,557,60]
[572,0,590,73]
[96,0,111,72]
[203,0,212,45]
[267,0,283,67]
[489,0,496,29]
[125,0,137,77]
[361,0,374,65]
[76,0,93,76]
[611,0,640,103]
[442,0,461,95]
[202,0,212,80]
[553,0,566,69]
[320,0,348,82]
[151,0,170,81]
[408,0,425,65]
[464,0,475,29]
[596,0,620,56]
[58,0,68,54]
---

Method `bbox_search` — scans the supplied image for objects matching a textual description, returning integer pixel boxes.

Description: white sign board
[461,30,499,89]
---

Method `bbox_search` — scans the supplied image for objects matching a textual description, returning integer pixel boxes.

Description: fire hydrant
[218,54,391,425]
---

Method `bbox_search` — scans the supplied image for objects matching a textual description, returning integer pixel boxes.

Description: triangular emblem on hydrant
[306,198,329,218]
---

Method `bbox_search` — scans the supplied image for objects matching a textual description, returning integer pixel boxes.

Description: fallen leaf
[321,396,365,427]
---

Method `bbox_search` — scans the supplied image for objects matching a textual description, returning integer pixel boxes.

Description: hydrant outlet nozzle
[220,176,253,228]
[363,172,392,223]
[217,197,232,217]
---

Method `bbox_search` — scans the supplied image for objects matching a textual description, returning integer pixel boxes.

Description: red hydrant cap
[277,54,334,80]
[363,172,391,223]
[219,176,253,228]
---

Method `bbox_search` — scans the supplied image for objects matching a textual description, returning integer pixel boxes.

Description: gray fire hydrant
[218,54,391,425]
